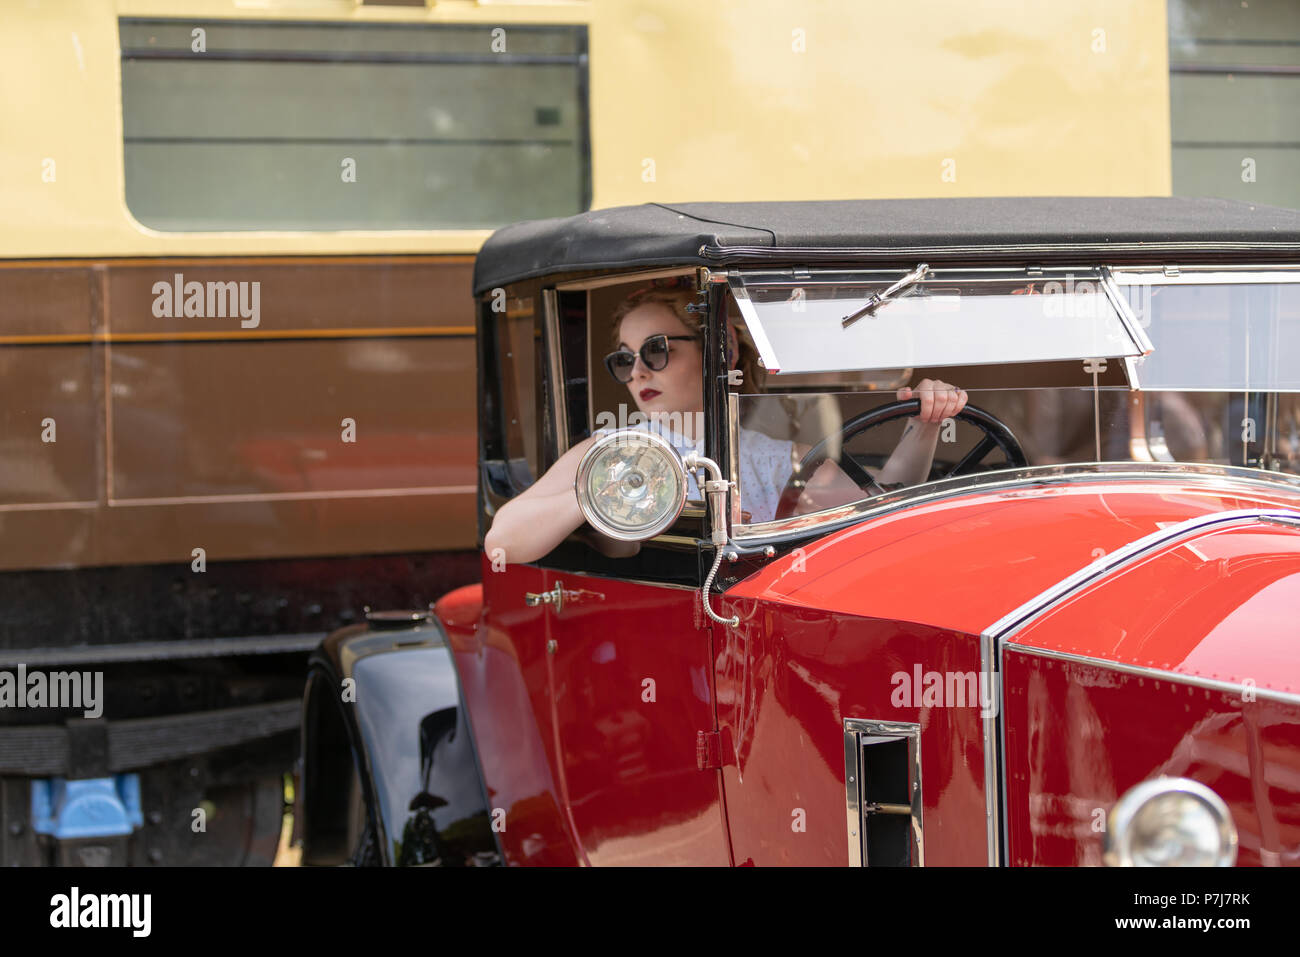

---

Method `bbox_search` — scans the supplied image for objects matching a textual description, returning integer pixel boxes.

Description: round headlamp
[575,429,689,542]
[1104,777,1237,867]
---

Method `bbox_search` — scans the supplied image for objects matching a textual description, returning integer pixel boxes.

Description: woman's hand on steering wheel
[772,387,1029,521]
[897,378,968,425]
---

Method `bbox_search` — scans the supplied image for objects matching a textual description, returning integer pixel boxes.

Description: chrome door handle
[524,583,563,612]
[523,580,605,614]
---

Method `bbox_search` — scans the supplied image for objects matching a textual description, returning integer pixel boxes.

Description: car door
[543,565,732,865]
[535,282,731,865]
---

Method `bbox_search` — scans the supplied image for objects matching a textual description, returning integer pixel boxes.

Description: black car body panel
[299,614,499,866]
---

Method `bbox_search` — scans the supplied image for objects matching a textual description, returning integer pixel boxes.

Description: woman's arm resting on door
[485,487,586,566]
[483,436,643,565]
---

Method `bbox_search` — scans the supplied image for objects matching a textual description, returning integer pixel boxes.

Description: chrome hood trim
[984,508,1300,642]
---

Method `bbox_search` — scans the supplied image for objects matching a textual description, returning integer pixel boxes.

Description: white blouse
[591,421,795,524]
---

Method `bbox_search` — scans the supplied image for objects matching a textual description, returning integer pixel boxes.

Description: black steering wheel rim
[773,398,1028,520]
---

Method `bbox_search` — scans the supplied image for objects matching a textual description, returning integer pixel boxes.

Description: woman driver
[484,283,967,566]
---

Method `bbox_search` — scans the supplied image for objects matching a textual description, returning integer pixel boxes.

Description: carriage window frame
[118,17,592,231]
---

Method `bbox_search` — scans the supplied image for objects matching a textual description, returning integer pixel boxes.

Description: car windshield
[729,267,1148,375]
[730,268,1300,531]
[1115,270,1300,391]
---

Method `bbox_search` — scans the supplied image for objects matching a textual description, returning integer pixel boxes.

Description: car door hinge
[696,730,722,770]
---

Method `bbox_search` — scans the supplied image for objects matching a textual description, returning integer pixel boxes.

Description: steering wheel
[773,398,1028,520]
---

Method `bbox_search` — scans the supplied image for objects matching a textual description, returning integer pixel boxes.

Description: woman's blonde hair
[609,278,764,395]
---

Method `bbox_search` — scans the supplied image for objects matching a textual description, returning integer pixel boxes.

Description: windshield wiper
[840,262,930,328]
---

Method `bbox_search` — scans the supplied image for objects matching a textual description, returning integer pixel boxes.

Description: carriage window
[1168,0,1300,211]
[119,18,590,230]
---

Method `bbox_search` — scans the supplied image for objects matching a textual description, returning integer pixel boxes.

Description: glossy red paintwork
[729,478,1300,638]
[456,475,1300,865]
[444,559,578,865]
[544,569,731,865]
[433,581,483,630]
[445,559,730,865]
[717,476,1300,865]
[712,606,987,864]
[1012,520,1300,693]
[1001,653,1300,866]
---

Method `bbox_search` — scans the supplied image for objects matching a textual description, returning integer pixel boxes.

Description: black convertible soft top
[471,196,1300,294]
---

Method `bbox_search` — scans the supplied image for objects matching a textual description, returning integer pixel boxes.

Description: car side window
[536,277,705,584]
[494,292,543,489]
[555,289,591,449]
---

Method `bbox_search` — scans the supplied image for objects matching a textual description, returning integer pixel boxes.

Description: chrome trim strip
[843,718,924,866]
[1260,514,1300,529]
[533,567,699,591]
[701,242,1300,263]
[612,576,698,591]
[997,636,1011,867]
[728,391,742,528]
[652,533,704,548]
[725,263,1300,279]
[732,461,1300,543]
[1100,267,1154,356]
[734,265,1102,285]
[983,507,1300,641]
[843,726,863,867]
[980,632,1001,866]
[1003,642,1300,708]
[541,288,570,457]
[1122,354,1143,391]
[1111,385,1300,394]
[1109,266,1300,286]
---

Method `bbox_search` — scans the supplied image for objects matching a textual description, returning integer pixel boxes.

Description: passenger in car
[483,283,966,565]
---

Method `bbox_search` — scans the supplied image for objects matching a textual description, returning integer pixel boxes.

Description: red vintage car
[297,197,1300,866]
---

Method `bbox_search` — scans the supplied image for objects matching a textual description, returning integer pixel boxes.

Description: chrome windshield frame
[1109,264,1300,286]
[1099,266,1154,357]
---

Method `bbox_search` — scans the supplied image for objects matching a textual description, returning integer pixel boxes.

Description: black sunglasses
[603,334,697,383]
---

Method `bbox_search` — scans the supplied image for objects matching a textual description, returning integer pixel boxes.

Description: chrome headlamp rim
[574,428,689,542]
[1104,776,1238,867]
